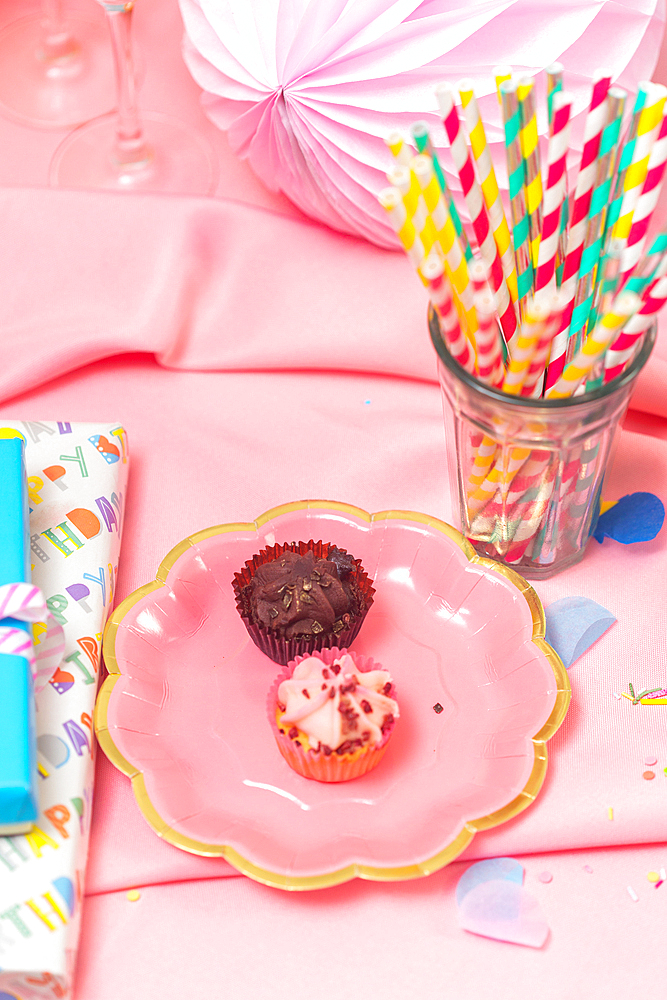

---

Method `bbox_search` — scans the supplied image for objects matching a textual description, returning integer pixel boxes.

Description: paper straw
[534,90,572,293]
[625,230,667,295]
[612,83,667,242]
[437,83,518,346]
[618,111,667,284]
[603,273,667,382]
[500,80,533,313]
[473,288,505,387]
[522,290,566,398]
[410,121,474,263]
[546,291,641,398]
[458,79,518,306]
[603,83,651,241]
[502,296,551,395]
[569,87,626,349]
[494,65,512,102]
[422,253,475,374]
[546,62,564,126]
[384,131,414,166]
[504,464,558,565]
[378,184,427,275]
[544,71,612,390]
[516,76,543,269]
[409,154,478,336]
[466,435,498,496]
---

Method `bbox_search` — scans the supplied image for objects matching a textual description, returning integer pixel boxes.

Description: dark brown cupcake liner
[232,540,375,665]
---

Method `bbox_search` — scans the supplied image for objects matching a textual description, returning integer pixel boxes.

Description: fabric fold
[1,187,665,417]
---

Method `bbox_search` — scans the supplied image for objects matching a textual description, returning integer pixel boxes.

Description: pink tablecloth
[1,1,666,996]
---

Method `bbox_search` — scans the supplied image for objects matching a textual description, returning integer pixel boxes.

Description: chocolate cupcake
[232,540,374,664]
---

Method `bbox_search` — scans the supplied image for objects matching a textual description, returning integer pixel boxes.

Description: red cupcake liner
[266,647,397,783]
[232,540,375,665]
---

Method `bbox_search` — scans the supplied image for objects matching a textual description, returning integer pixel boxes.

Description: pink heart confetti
[457,880,550,949]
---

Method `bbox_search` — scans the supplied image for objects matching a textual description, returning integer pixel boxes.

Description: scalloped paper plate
[96,501,570,890]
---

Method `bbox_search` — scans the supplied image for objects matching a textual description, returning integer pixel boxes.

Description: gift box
[0,420,129,1000]
[0,433,38,837]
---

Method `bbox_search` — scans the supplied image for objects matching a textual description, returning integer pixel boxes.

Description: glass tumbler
[429,309,656,579]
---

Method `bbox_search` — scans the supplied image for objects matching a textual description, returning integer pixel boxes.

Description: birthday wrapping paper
[0,420,128,1000]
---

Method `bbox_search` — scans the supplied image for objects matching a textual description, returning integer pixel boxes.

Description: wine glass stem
[40,0,79,62]
[105,5,150,169]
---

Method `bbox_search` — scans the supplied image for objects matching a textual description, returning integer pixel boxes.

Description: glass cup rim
[428,307,657,410]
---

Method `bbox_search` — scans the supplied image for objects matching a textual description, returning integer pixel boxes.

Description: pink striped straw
[603,272,667,382]
[422,253,475,374]
[436,83,518,346]
[618,112,667,287]
[544,71,612,390]
[534,91,573,293]
[473,288,504,387]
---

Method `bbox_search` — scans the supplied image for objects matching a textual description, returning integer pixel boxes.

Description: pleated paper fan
[180,0,665,248]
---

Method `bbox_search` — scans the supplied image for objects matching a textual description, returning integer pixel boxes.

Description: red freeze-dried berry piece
[302,688,310,698]
[322,669,330,678]
[288,726,298,739]
[382,682,392,695]
[361,699,372,713]
[331,662,341,675]
[328,687,336,698]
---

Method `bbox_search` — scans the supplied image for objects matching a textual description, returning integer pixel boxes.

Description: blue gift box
[0,433,38,834]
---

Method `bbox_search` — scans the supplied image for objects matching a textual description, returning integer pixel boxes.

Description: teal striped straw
[500,80,533,309]
[411,121,474,262]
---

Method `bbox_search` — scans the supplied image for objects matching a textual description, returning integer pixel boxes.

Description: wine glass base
[0,13,115,129]
[49,111,219,195]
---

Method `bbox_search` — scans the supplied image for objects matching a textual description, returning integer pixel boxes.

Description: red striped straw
[544,71,612,390]
[522,290,566,397]
[618,111,667,287]
[422,253,476,374]
[436,83,518,346]
[473,288,505,387]
[603,272,667,382]
[534,91,573,293]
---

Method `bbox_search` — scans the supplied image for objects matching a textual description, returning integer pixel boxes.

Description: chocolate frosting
[248,548,357,639]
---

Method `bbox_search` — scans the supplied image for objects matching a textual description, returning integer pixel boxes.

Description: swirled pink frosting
[277,653,398,755]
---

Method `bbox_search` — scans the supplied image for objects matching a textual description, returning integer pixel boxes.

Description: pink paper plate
[96,501,570,890]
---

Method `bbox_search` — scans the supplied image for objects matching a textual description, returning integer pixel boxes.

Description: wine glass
[49,1,218,194]
[0,0,115,129]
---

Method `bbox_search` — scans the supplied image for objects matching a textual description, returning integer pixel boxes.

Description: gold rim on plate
[95,500,570,891]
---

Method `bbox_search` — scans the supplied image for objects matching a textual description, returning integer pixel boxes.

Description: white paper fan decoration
[180,0,665,248]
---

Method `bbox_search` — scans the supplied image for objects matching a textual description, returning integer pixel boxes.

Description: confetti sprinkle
[608,807,614,820]
[538,871,553,883]
[613,692,621,700]
[583,865,593,874]
[647,871,660,883]
[126,890,141,902]
[645,756,658,766]
[655,880,664,889]
[627,886,639,902]
[433,703,443,714]
[643,771,656,780]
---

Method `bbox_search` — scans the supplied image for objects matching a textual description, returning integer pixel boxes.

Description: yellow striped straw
[516,76,543,269]
[459,78,518,306]
[384,130,413,166]
[378,186,428,277]
[494,65,512,102]
[546,291,641,398]
[612,83,667,241]
[411,154,478,338]
[502,298,550,395]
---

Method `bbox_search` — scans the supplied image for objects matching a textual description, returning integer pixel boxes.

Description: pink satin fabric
[0,0,666,996]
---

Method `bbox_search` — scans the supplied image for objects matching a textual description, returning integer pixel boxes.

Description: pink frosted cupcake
[268,647,399,782]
